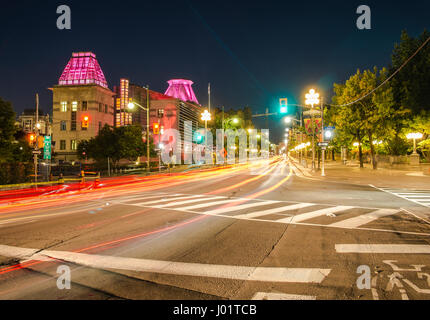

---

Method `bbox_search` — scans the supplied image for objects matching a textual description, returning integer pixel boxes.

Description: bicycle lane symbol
[370,260,430,300]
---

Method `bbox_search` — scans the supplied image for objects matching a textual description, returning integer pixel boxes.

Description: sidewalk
[289,156,430,190]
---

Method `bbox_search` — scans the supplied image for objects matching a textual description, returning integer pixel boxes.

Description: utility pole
[34,93,39,186]
[208,83,211,113]
[222,106,224,131]
[146,86,150,173]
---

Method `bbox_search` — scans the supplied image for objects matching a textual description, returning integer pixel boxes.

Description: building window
[99,103,103,112]
[71,140,78,151]
[82,101,88,111]
[71,101,78,112]
[99,122,102,133]
[61,101,68,112]
[60,121,67,131]
[158,109,164,117]
[105,104,108,113]
[60,140,66,150]
[71,112,76,131]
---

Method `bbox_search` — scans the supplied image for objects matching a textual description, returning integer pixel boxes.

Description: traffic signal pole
[321,98,325,177]
[34,94,39,187]
[146,86,150,173]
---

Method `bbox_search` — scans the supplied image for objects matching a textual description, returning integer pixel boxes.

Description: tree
[116,125,146,160]
[330,68,407,169]
[0,97,17,162]
[391,30,430,114]
[78,124,154,168]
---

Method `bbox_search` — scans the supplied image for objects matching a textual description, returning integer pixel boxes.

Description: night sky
[1,0,429,141]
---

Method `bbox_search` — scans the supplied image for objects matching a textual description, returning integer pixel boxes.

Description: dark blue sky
[1,0,429,140]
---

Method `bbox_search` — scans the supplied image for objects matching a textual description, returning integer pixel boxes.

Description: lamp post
[305,89,320,172]
[128,91,150,173]
[407,133,423,154]
[407,132,423,166]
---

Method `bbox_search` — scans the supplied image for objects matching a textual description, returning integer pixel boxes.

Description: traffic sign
[324,126,335,131]
[318,142,329,148]
[43,136,51,160]
[32,150,42,154]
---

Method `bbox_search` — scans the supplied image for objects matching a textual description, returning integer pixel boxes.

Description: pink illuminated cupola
[164,79,199,104]
[59,52,108,88]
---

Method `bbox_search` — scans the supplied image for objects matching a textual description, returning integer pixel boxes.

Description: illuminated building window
[60,121,67,131]
[71,140,78,151]
[82,101,88,111]
[158,109,164,117]
[60,140,66,150]
[61,101,68,112]
[72,101,78,112]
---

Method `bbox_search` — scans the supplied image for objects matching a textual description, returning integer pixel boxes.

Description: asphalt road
[0,158,429,300]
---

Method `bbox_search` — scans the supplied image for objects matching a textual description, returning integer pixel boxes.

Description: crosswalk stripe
[397,196,430,198]
[276,206,353,223]
[372,186,430,208]
[131,194,202,206]
[179,199,242,211]
[0,244,331,283]
[114,193,167,202]
[154,196,224,208]
[329,209,399,228]
[335,244,430,254]
[251,292,316,300]
[235,203,315,219]
[204,200,280,215]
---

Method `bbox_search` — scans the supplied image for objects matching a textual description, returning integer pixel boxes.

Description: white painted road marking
[178,199,241,211]
[277,206,353,223]
[335,244,430,254]
[154,196,224,208]
[0,244,331,283]
[203,200,280,215]
[234,203,315,219]
[251,292,316,300]
[329,209,399,228]
[111,192,420,234]
[370,185,430,208]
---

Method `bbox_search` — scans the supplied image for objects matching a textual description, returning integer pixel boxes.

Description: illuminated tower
[52,52,114,161]
[164,79,199,104]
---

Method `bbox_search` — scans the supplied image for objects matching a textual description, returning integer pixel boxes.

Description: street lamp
[201,109,211,130]
[305,89,320,172]
[128,98,150,172]
[407,133,423,154]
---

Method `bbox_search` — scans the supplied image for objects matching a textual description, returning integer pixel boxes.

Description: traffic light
[153,123,160,135]
[82,115,89,129]
[194,131,203,144]
[279,98,288,114]
[28,133,36,146]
